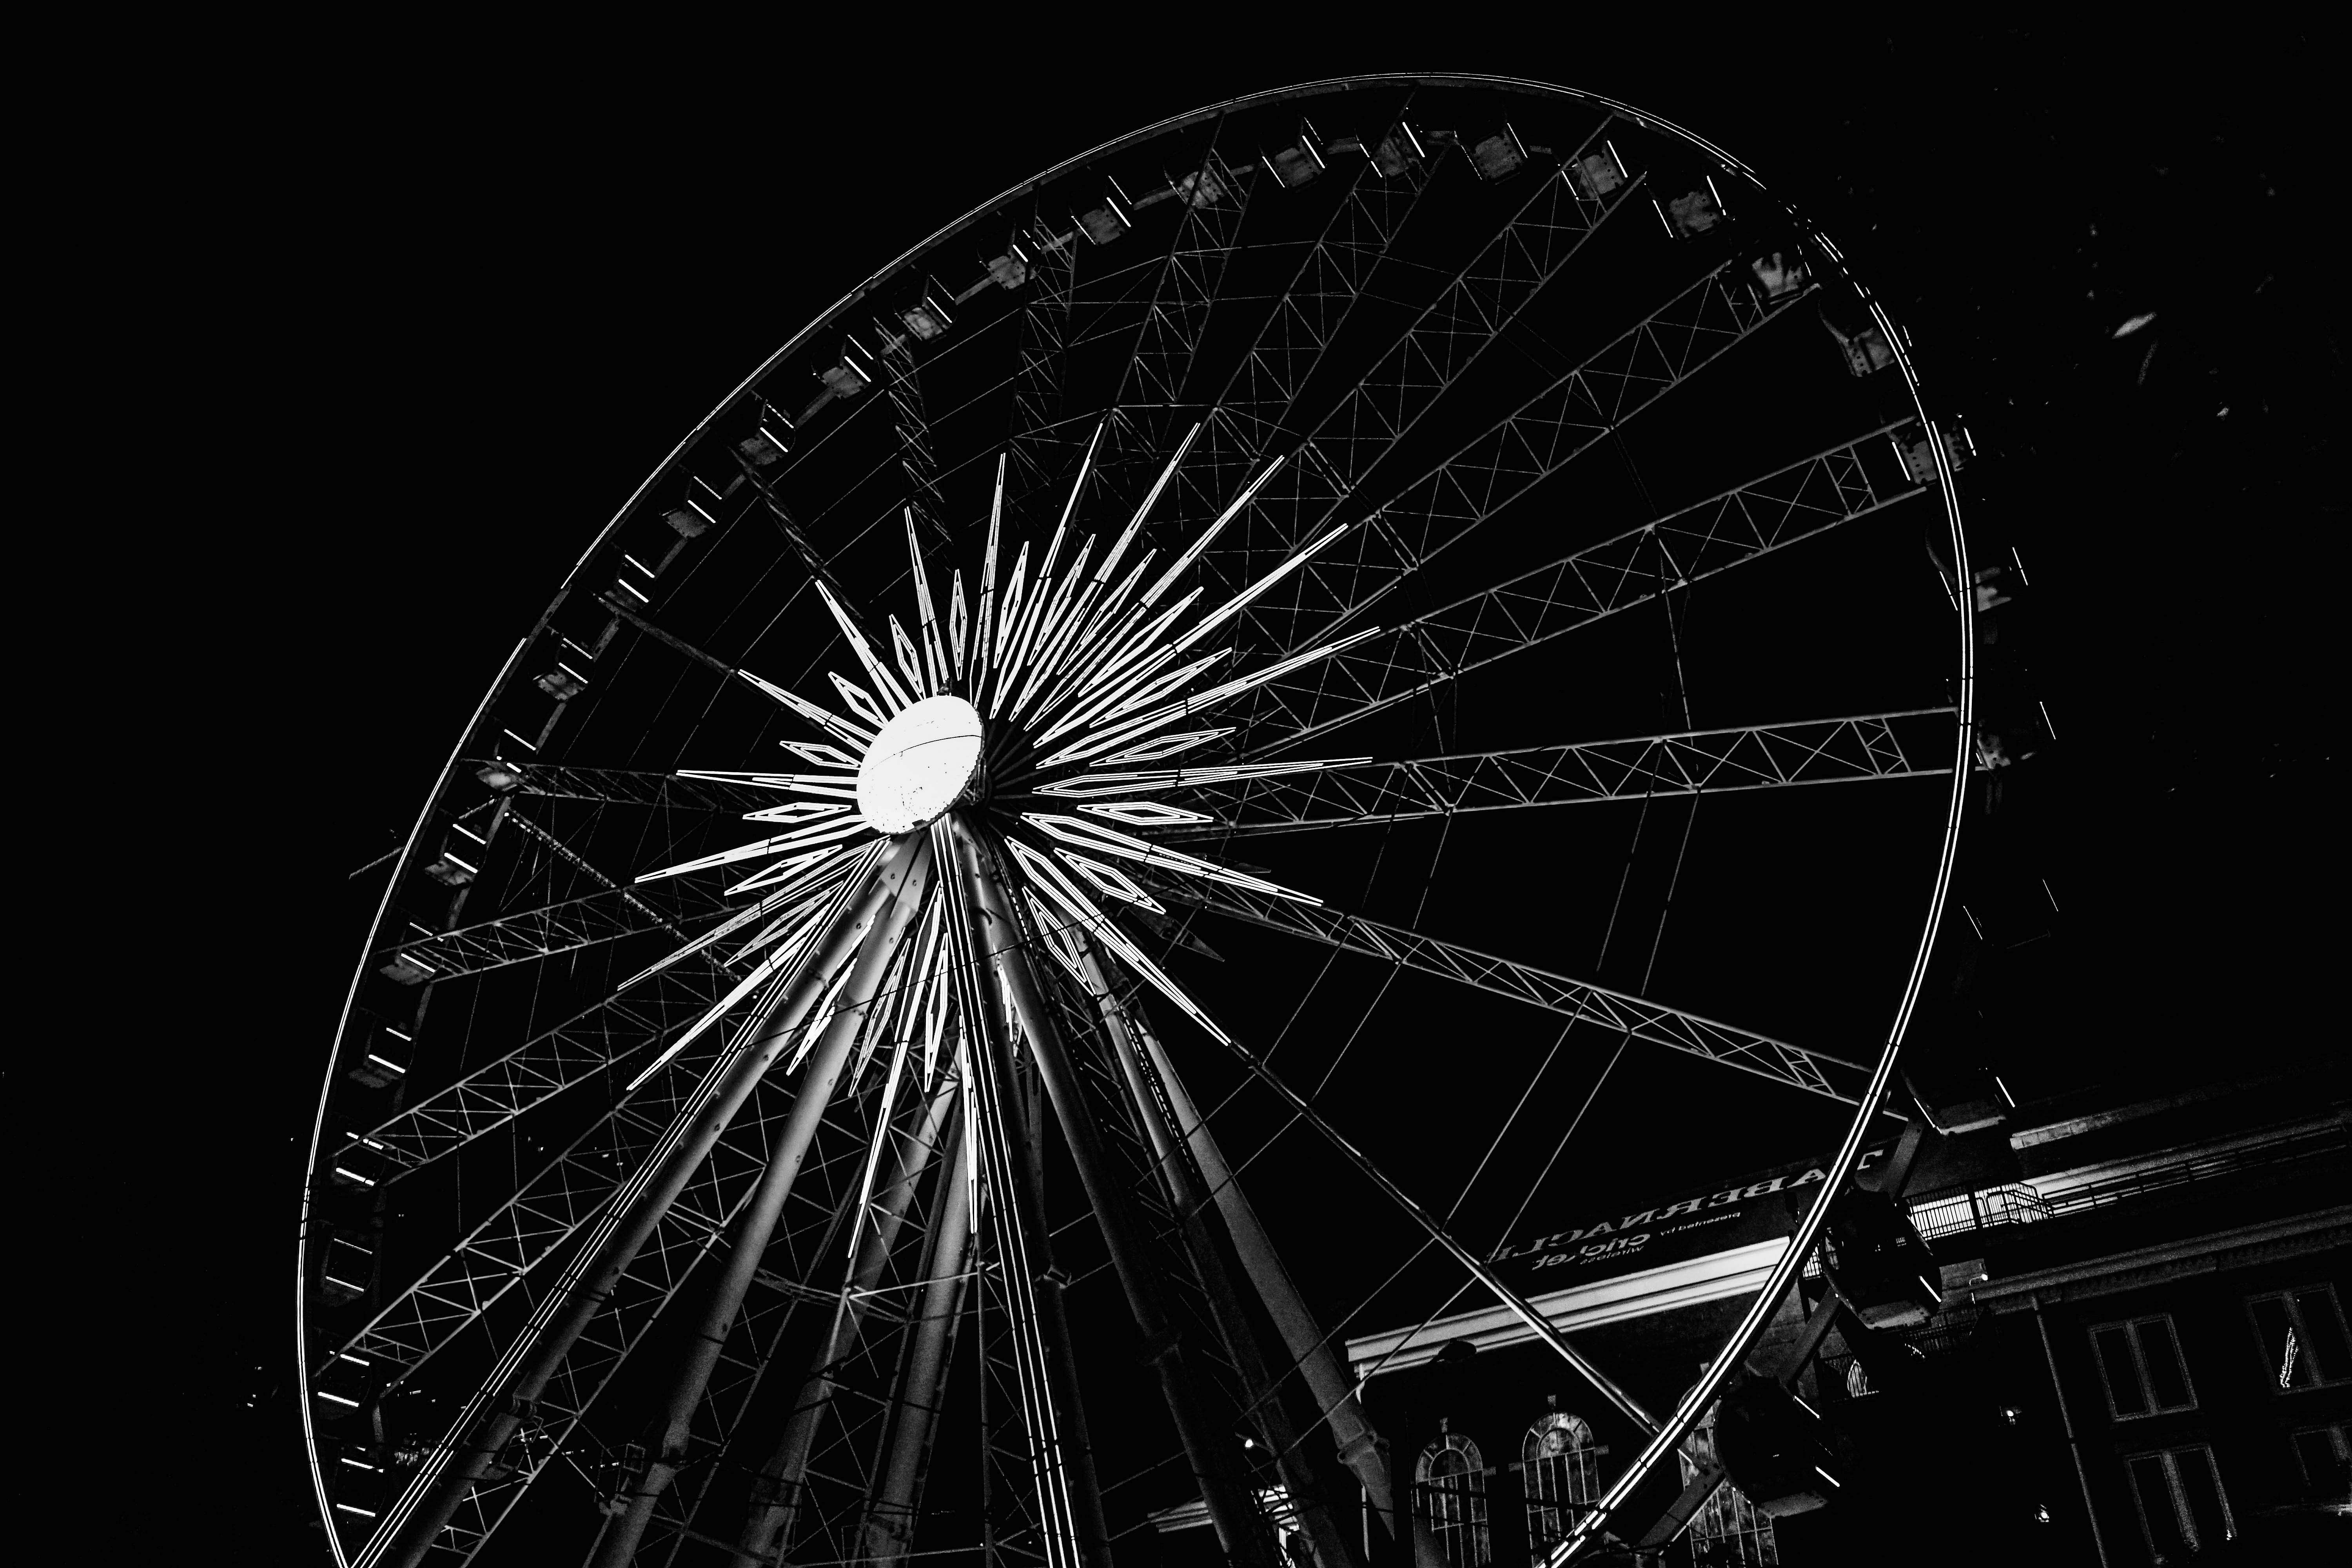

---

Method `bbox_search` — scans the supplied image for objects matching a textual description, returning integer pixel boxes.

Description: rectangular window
[2124,1446,2234,1564]
[2290,1424,2350,1501]
[2248,1283,2352,1391]
[2090,1314,2196,1419]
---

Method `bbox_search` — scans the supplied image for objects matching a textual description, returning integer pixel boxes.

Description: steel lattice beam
[1154,709,1959,840]
[1146,878,1862,1100]
[334,958,735,1178]
[1203,139,1637,624]
[371,873,742,984]
[1250,259,1814,668]
[1241,422,1928,753]
[483,761,800,815]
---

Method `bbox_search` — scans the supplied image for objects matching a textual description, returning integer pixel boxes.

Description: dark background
[129,30,2334,1556]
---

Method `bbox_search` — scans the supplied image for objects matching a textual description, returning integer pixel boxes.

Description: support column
[382,840,923,1568]
[1119,979,1411,1553]
[948,819,1116,1568]
[953,818,1275,1568]
[860,1116,974,1568]
[585,837,940,1568]
[1082,947,1361,1568]
[726,1073,963,1567]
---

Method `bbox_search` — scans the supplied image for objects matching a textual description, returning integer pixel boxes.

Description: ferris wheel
[299,75,1973,1568]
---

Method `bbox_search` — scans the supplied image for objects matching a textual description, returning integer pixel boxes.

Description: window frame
[2087,1312,2197,1421]
[2245,1281,2352,1393]
[1414,1431,1492,1568]
[2122,1443,2235,1563]
[1519,1410,1602,1551]
[2290,1423,2350,1494]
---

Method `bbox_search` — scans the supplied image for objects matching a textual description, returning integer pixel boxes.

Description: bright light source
[856,697,983,834]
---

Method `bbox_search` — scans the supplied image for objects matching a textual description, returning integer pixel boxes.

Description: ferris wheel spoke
[1147,877,1863,1100]
[472,759,809,814]
[1235,420,1931,755]
[368,875,731,986]
[1265,259,1817,656]
[1201,123,1635,606]
[1156,709,1961,840]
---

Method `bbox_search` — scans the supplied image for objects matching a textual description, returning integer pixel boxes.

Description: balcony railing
[1906,1120,2348,1245]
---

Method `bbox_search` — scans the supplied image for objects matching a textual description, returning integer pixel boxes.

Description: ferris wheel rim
[301,75,1975,1567]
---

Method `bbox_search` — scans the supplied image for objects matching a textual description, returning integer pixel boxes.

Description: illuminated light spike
[1022,811,1319,904]
[949,570,969,680]
[1103,422,1201,583]
[993,526,1069,718]
[1032,757,1373,799]
[617,864,839,989]
[814,579,916,714]
[905,509,951,694]
[1091,648,1231,726]
[1058,421,1107,534]
[1022,886,1092,984]
[737,668,875,748]
[1022,555,1172,732]
[889,616,929,699]
[679,768,857,800]
[1077,800,1214,827]
[637,813,871,884]
[741,800,855,826]
[983,540,1030,710]
[1004,836,1230,1044]
[623,933,805,1092]
[844,1028,914,1259]
[1167,524,1352,656]
[1139,454,1288,608]
[1054,847,1167,913]
[780,741,860,770]
[1037,625,1386,770]
[973,456,1005,681]
[1030,589,1205,747]
[787,960,859,1075]
[728,843,849,895]
[1006,534,1100,721]
[1095,728,1231,766]
[830,673,890,730]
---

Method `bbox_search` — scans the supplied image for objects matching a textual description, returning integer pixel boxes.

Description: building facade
[1336,1074,2349,1565]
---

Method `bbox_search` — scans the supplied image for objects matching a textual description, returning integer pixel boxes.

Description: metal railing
[1906,1120,2349,1245]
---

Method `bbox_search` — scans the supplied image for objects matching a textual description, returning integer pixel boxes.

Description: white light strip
[736,669,875,748]
[1036,625,1384,769]
[1029,590,1205,747]
[1168,524,1350,655]
[624,933,808,1093]
[1021,812,1319,904]
[1093,728,1233,766]
[1140,454,1287,608]
[635,814,869,883]
[815,580,915,714]
[1004,838,1229,1043]
[1032,756,1368,798]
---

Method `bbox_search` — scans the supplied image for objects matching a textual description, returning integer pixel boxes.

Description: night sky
[136,33,2334,1557]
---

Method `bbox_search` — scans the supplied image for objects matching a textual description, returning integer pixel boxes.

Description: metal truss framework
[1156,708,1961,840]
[1244,421,1931,753]
[1143,875,1865,1102]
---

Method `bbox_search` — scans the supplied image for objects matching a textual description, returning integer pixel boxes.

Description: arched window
[1677,1397,1779,1566]
[1414,1425,1490,1568]
[1521,1405,1600,1552]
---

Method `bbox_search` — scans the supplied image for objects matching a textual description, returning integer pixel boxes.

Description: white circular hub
[857,695,984,833]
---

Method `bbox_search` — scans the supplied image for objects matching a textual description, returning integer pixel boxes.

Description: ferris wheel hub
[857,695,985,832]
